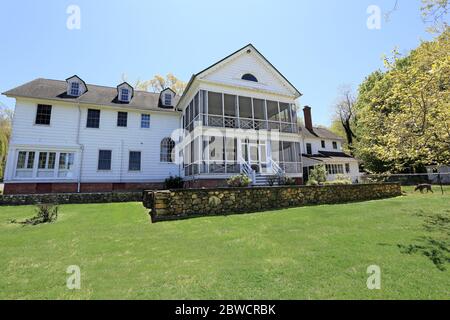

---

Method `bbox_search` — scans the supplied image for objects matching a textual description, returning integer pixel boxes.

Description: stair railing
[239,157,256,185]
[270,159,285,177]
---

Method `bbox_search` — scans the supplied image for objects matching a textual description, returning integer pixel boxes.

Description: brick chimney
[303,106,313,131]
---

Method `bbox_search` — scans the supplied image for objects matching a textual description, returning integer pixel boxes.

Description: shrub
[227,174,252,187]
[308,165,327,185]
[12,204,59,226]
[307,179,319,186]
[278,175,297,186]
[267,175,277,186]
[325,174,352,185]
[164,176,184,189]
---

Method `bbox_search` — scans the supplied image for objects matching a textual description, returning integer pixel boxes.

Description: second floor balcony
[183,90,299,134]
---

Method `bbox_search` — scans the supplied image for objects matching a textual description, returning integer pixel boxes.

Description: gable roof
[178,44,302,108]
[301,125,344,141]
[197,44,301,96]
[2,78,180,113]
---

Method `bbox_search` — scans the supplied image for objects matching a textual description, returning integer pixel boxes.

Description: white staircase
[253,174,279,186]
[239,158,285,186]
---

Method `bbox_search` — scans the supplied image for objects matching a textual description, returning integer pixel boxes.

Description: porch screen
[267,101,279,121]
[208,92,223,116]
[239,97,252,118]
[253,99,266,119]
[279,103,292,123]
[224,94,237,117]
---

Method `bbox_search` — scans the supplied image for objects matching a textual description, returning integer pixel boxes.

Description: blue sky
[0,0,437,125]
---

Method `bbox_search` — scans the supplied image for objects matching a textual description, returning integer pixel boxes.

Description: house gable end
[197,44,301,98]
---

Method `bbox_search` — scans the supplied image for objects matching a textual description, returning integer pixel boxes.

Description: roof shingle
[2,78,180,113]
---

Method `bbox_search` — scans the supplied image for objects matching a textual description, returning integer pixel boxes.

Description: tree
[421,0,449,23]
[332,85,357,153]
[354,29,450,172]
[329,118,350,152]
[124,73,186,95]
[0,103,13,180]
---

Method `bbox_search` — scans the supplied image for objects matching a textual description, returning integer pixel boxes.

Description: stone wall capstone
[0,192,143,206]
[143,183,402,222]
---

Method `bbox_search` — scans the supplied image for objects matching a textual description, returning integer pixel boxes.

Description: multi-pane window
[87,109,100,128]
[332,141,338,149]
[35,104,52,125]
[141,114,150,128]
[38,152,56,169]
[98,150,112,170]
[70,82,80,96]
[129,151,141,171]
[121,88,129,101]
[16,151,35,169]
[306,143,312,155]
[164,93,172,105]
[27,152,35,168]
[160,138,175,163]
[321,140,325,148]
[117,112,128,127]
[326,164,344,175]
[16,151,27,169]
[59,153,74,170]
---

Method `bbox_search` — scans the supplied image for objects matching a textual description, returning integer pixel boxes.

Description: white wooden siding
[78,107,180,182]
[302,137,343,155]
[201,51,295,97]
[5,99,180,183]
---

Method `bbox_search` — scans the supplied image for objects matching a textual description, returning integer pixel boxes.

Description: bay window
[15,150,76,179]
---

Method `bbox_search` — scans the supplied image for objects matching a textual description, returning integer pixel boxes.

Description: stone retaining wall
[143,183,401,222]
[0,192,142,206]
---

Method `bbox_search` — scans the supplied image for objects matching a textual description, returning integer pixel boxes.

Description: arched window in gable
[241,73,258,82]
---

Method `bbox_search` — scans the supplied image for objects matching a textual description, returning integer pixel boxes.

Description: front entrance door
[241,140,268,173]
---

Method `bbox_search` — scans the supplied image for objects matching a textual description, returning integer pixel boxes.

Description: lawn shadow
[397,209,450,271]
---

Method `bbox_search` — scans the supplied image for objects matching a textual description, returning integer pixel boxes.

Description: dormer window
[159,88,175,108]
[117,82,134,103]
[66,75,87,97]
[164,93,172,106]
[121,88,129,102]
[70,82,80,96]
[242,73,258,82]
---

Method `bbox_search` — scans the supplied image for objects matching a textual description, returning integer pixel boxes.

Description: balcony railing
[183,160,302,176]
[195,114,298,133]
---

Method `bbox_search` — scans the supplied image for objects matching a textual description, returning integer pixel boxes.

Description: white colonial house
[301,106,360,183]
[2,44,358,194]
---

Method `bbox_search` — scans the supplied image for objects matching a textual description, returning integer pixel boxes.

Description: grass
[0,186,449,300]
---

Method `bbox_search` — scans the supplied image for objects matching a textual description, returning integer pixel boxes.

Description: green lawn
[0,187,448,300]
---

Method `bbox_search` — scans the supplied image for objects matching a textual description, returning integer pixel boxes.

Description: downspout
[76,102,84,193]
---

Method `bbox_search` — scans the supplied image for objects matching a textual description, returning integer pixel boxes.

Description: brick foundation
[3,182,164,195]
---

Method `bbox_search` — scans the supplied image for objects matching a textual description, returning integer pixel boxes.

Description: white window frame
[14,150,77,180]
[70,82,80,96]
[128,151,142,171]
[121,88,129,102]
[141,114,151,128]
[164,93,172,106]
